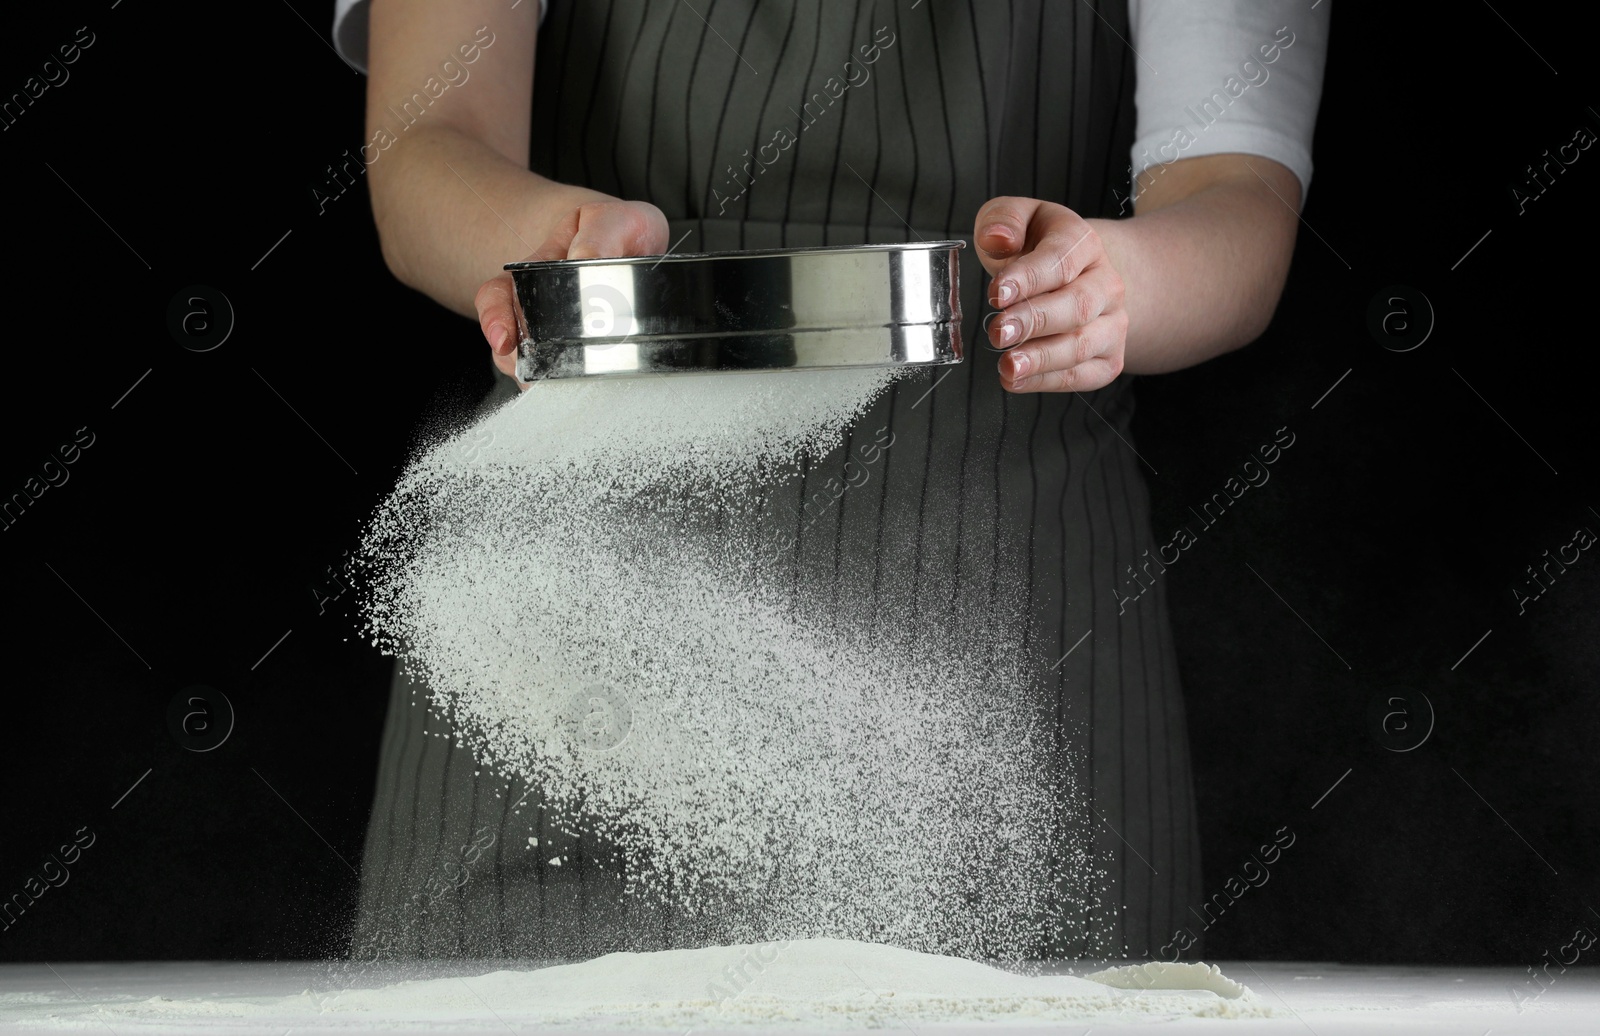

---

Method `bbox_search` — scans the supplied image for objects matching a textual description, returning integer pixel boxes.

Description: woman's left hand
[973,197,1128,393]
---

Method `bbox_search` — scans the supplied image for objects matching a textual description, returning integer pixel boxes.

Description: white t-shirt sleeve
[332,0,549,74]
[1127,0,1328,198]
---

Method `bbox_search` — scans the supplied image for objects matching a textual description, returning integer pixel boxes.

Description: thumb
[568,203,670,260]
[528,208,583,263]
[972,196,1044,277]
[474,273,519,357]
[489,208,586,358]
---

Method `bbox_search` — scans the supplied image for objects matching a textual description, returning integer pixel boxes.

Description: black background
[1,1,1595,965]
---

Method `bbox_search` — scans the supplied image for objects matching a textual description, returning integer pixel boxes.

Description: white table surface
[1,960,1595,1034]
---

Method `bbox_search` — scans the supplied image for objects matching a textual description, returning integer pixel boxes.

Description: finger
[568,203,670,261]
[999,311,1127,391]
[474,273,520,357]
[1004,353,1123,394]
[999,324,1106,384]
[973,196,1046,279]
[989,218,1103,310]
[988,264,1122,349]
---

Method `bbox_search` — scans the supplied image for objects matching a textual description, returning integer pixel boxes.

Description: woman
[333,0,1326,961]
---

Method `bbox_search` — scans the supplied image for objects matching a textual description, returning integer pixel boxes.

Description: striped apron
[353,0,1202,963]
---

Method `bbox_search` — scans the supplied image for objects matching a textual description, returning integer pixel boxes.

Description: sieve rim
[505,239,967,271]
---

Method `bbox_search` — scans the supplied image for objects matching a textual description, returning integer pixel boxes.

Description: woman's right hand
[474,199,671,383]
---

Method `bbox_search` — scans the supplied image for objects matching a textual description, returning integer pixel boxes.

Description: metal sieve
[506,240,965,382]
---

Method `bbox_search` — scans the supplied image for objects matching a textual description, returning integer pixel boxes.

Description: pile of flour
[337,941,1261,1026]
[356,368,1096,958]
[9,940,1264,1030]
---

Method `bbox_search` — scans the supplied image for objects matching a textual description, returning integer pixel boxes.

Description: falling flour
[0,370,1272,1034]
[356,367,1101,960]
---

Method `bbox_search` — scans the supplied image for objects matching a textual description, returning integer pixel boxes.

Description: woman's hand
[974,197,1128,394]
[474,198,671,382]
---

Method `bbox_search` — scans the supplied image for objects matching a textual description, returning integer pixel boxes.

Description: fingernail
[488,323,513,354]
[998,281,1016,305]
[1009,350,1031,377]
[983,224,1015,248]
[1000,319,1020,346]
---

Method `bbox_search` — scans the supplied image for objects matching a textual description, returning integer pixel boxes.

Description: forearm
[1091,161,1301,375]
[369,124,609,319]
